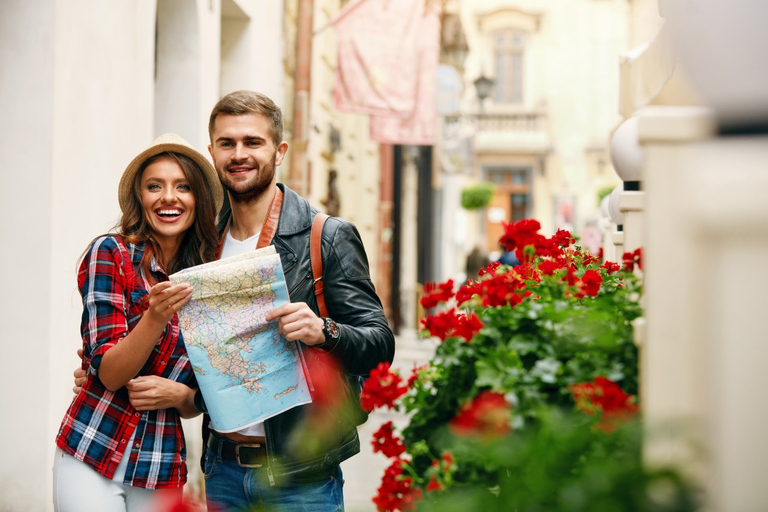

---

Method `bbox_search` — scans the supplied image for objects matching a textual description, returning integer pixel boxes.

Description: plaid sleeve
[77,236,130,373]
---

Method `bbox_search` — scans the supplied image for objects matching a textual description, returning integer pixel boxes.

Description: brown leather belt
[207,432,267,468]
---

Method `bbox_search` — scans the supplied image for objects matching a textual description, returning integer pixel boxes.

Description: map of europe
[170,247,312,433]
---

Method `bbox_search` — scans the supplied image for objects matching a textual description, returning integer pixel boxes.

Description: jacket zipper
[264,421,276,486]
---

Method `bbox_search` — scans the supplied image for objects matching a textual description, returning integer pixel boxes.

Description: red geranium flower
[420,308,457,341]
[499,219,549,263]
[373,459,423,512]
[426,475,443,493]
[600,260,621,274]
[580,269,603,298]
[538,259,562,276]
[372,421,406,458]
[452,312,483,342]
[552,229,575,248]
[361,363,409,412]
[449,390,512,440]
[569,376,639,432]
[479,261,501,276]
[420,279,455,309]
[622,248,643,272]
[475,271,526,308]
[420,308,483,343]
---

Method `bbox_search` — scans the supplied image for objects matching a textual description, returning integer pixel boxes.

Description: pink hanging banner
[332,0,428,117]
[368,0,441,145]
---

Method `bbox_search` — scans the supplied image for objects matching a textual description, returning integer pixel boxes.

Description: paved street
[341,328,438,512]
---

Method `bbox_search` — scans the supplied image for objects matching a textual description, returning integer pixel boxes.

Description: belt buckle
[235,443,263,468]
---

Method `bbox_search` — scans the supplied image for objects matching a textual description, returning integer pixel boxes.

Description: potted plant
[460,182,495,210]
[361,219,697,511]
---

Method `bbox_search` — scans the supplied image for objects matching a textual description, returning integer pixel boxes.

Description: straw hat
[117,133,224,214]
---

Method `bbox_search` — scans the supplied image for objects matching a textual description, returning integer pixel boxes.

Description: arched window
[493,29,525,104]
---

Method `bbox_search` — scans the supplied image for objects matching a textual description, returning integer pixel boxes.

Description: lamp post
[473,74,494,112]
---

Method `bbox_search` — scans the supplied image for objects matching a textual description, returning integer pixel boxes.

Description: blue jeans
[203,446,345,512]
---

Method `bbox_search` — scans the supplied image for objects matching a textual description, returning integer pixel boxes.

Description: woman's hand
[98,281,193,392]
[144,282,193,325]
[127,376,199,418]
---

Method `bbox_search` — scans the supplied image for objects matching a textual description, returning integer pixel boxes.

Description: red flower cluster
[569,376,639,432]
[420,279,455,309]
[457,270,528,308]
[420,308,483,342]
[449,390,512,440]
[426,475,442,492]
[499,220,574,263]
[373,459,423,512]
[499,219,547,262]
[622,248,643,272]
[361,363,409,412]
[372,421,406,458]
[578,269,603,298]
[600,260,621,274]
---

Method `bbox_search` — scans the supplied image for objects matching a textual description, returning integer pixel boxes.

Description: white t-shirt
[215,227,265,437]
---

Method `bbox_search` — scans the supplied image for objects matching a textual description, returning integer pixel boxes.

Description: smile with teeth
[157,209,183,218]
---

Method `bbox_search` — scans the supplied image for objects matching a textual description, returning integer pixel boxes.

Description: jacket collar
[275,183,312,237]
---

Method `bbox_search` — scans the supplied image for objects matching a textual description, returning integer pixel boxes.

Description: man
[75,91,395,510]
[201,90,395,510]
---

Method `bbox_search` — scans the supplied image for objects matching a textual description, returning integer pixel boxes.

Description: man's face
[208,113,288,203]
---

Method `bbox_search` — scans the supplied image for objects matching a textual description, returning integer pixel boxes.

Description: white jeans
[52,445,182,512]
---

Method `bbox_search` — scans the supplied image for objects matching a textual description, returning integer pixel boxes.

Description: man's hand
[73,367,87,394]
[266,302,325,346]
[73,348,86,394]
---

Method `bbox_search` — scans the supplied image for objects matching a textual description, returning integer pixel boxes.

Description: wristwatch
[322,317,340,342]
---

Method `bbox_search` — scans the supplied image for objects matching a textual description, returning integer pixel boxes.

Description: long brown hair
[120,152,218,278]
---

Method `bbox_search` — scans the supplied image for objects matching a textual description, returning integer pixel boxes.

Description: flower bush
[362,219,698,511]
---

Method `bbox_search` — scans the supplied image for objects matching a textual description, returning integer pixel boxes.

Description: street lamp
[473,74,494,111]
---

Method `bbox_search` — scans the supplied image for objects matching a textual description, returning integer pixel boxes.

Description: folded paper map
[170,247,312,433]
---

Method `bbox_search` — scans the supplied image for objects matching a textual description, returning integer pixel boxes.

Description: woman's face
[139,156,196,249]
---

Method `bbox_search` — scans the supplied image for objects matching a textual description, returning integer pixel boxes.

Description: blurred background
[2,0,766,510]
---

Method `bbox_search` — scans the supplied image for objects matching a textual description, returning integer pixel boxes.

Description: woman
[53,133,223,512]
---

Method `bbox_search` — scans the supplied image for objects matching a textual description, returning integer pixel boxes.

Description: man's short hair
[208,90,283,145]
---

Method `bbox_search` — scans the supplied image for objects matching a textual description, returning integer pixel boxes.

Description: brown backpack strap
[256,187,284,249]
[311,213,330,317]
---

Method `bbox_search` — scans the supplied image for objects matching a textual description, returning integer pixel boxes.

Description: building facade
[0,0,286,508]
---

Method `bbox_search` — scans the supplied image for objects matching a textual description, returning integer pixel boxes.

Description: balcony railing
[442,110,548,140]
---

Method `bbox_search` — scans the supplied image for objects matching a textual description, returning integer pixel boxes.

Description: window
[493,30,525,104]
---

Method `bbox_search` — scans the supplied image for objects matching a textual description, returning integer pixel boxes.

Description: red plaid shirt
[55,236,196,489]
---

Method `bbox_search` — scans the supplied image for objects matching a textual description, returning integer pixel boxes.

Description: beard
[220,152,278,205]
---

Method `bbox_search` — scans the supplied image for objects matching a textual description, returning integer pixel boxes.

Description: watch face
[325,318,340,339]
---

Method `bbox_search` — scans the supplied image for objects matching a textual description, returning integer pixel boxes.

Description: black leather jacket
[199,184,395,480]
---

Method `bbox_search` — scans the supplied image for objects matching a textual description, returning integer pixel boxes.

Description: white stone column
[640,105,768,509]
[619,191,645,254]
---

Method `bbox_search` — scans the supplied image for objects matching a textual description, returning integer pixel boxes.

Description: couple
[53,90,396,512]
